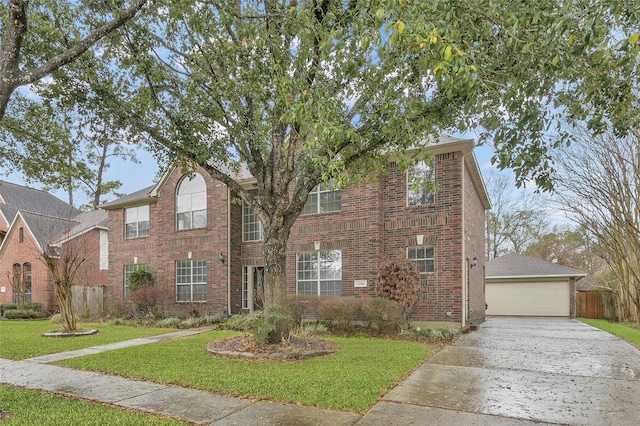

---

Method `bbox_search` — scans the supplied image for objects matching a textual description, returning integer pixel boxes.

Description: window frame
[301,183,342,215]
[124,205,150,239]
[296,250,342,296]
[407,160,435,206]
[407,246,435,274]
[242,202,264,242]
[176,173,207,231]
[175,259,207,302]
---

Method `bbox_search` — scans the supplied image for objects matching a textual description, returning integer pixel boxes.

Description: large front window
[125,205,150,238]
[407,160,435,206]
[242,202,263,241]
[176,260,207,302]
[302,183,341,215]
[407,246,435,273]
[296,250,342,296]
[123,264,149,299]
[176,173,207,230]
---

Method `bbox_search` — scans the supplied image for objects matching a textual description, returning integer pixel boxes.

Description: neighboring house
[485,252,586,317]
[0,181,108,312]
[102,136,491,326]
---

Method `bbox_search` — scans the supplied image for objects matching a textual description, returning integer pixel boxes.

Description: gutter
[227,186,232,316]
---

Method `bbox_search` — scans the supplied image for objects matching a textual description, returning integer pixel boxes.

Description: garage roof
[487,253,586,280]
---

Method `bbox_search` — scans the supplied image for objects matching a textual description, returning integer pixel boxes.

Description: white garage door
[486,281,570,316]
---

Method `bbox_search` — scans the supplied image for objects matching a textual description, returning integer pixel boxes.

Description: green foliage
[408,326,462,343]
[2,309,45,319]
[156,317,182,328]
[0,385,185,425]
[56,332,431,412]
[127,269,154,292]
[0,303,18,315]
[578,318,640,349]
[375,258,421,328]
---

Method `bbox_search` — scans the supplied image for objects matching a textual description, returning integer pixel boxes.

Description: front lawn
[0,320,175,360]
[55,330,431,412]
[578,318,640,348]
[0,385,188,425]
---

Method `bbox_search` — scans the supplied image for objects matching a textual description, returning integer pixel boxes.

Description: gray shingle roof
[486,253,586,279]
[99,184,156,209]
[0,180,81,223]
[19,211,78,251]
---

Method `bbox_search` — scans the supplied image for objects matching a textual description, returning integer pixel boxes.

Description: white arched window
[176,173,207,230]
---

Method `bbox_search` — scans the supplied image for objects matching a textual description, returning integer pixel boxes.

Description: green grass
[55,331,431,412]
[0,385,188,425]
[578,318,640,348]
[0,320,176,360]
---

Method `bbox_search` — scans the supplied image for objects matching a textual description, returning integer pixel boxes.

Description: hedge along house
[101,135,491,326]
[0,181,108,313]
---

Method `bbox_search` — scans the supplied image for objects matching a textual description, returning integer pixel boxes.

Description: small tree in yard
[128,269,160,317]
[42,242,86,332]
[375,258,420,329]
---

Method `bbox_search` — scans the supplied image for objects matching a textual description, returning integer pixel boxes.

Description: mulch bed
[207,335,338,360]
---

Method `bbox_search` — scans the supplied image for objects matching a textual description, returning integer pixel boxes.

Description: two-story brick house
[0,181,108,312]
[102,136,490,326]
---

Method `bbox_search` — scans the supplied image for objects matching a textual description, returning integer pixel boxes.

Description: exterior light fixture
[470,256,478,268]
[219,252,225,263]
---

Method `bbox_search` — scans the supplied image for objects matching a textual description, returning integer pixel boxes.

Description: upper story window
[407,246,435,273]
[125,205,150,238]
[176,173,207,230]
[302,183,341,215]
[19,227,24,243]
[243,202,264,241]
[407,160,435,206]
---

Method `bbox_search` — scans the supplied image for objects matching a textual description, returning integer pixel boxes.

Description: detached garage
[486,253,586,317]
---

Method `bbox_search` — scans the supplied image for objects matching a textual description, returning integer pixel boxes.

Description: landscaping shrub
[287,294,321,326]
[25,302,43,312]
[375,257,420,328]
[316,297,369,331]
[156,317,182,328]
[411,326,461,342]
[363,298,402,331]
[223,311,275,344]
[0,303,18,316]
[3,309,45,319]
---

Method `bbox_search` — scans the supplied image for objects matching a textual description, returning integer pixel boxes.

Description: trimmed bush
[363,298,402,331]
[4,309,45,320]
[375,257,420,328]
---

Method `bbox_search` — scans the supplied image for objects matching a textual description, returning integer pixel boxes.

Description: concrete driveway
[361,317,640,425]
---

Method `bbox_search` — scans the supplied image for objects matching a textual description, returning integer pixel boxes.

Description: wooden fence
[576,291,614,320]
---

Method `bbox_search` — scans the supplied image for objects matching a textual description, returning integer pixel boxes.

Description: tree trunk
[261,224,292,344]
[53,280,76,332]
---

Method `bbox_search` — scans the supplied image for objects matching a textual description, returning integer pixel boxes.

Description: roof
[486,253,586,279]
[52,209,108,245]
[18,211,78,252]
[99,184,156,209]
[0,180,81,224]
[101,133,491,210]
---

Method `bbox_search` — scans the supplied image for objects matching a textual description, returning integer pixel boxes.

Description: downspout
[227,186,232,316]
[461,152,469,327]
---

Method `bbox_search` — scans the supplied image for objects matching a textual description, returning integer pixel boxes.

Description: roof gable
[0,180,81,223]
[486,252,586,279]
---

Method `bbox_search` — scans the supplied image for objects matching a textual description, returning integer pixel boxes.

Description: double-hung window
[407,246,435,273]
[125,205,149,238]
[302,183,341,215]
[407,160,435,206]
[176,259,207,302]
[296,250,342,296]
[242,202,263,241]
[176,173,207,230]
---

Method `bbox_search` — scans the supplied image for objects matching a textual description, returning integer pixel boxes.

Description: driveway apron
[368,317,640,425]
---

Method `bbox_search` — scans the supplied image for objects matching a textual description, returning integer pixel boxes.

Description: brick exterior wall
[0,216,55,310]
[106,145,489,325]
[464,159,488,324]
[106,170,229,317]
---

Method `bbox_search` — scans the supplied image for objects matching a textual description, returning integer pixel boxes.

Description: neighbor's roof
[51,209,108,245]
[0,180,81,224]
[486,252,586,279]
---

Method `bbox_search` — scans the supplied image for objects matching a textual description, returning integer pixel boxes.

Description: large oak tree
[16,0,640,340]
